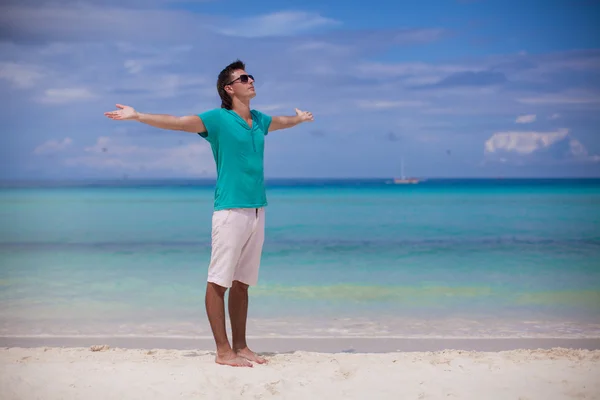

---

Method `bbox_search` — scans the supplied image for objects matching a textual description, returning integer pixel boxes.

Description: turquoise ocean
[1,179,599,339]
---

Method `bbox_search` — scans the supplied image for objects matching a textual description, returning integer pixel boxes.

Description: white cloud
[390,28,446,44]
[0,62,44,88]
[548,113,561,120]
[38,42,75,56]
[517,93,600,105]
[355,62,472,77]
[38,87,95,104]
[122,45,193,74]
[357,100,427,109]
[108,72,209,100]
[33,137,73,154]
[475,49,600,81]
[484,129,599,164]
[537,50,600,72]
[485,129,569,155]
[0,5,214,42]
[515,114,536,124]
[65,136,215,175]
[124,60,143,74]
[354,62,478,87]
[217,11,340,38]
[253,104,288,112]
[6,0,213,6]
[293,41,351,55]
[0,4,379,46]
[84,136,142,156]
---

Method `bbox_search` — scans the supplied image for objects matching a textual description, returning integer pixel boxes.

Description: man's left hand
[295,108,314,123]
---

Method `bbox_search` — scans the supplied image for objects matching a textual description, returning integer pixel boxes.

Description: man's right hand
[104,104,139,121]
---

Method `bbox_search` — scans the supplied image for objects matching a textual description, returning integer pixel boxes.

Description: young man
[104,60,313,367]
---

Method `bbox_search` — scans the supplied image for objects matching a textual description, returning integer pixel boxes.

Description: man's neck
[232,98,251,120]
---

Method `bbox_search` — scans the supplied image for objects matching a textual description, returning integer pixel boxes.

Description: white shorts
[207,207,265,288]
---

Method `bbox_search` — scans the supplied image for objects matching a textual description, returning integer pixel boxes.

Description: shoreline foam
[2,336,600,353]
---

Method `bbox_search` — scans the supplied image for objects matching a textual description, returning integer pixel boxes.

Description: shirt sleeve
[251,110,272,135]
[197,108,222,143]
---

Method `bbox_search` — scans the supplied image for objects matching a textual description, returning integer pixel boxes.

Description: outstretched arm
[269,108,314,132]
[104,104,206,133]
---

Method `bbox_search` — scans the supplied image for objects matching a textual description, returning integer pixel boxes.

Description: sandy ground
[1,346,599,400]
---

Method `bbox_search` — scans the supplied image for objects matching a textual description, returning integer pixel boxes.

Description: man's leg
[205,208,253,367]
[205,282,252,367]
[230,207,267,363]
[229,280,266,363]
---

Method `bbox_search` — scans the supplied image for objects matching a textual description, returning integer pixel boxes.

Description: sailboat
[393,158,420,184]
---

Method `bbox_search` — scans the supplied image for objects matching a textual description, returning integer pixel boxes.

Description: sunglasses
[225,74,254,86]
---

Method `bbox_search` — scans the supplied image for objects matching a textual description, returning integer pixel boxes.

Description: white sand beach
[1,345,599,400]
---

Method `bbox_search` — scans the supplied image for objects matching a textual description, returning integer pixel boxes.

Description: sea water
[1,179,599,339]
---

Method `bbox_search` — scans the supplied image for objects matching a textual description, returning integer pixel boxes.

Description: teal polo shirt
[198,108,272,211]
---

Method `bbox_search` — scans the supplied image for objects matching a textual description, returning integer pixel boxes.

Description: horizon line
[2,176,600,182]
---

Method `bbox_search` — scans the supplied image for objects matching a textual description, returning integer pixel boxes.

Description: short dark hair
[217,59,245,110]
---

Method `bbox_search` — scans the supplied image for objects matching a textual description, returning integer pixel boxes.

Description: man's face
[226,69,256,100]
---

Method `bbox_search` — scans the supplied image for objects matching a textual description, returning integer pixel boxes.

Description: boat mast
[401,157,405,179]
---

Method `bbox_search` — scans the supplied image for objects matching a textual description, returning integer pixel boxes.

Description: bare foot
[215,351,253,367]
[236,347,267,364]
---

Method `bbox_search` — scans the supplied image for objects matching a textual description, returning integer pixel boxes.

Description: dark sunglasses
[225,74,254,86]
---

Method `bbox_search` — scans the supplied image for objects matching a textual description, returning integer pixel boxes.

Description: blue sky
[2,0,599,179]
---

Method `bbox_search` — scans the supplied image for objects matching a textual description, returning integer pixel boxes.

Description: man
[104,60,313,367]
